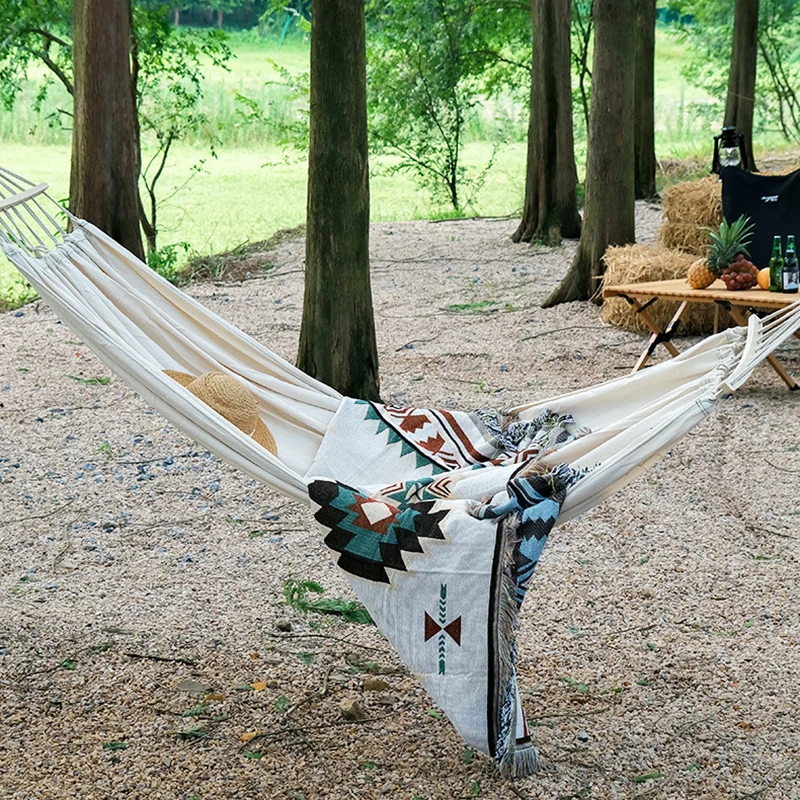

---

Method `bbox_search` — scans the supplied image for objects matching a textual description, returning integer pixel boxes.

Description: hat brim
[164,369,196,388]
[252,417,277,455]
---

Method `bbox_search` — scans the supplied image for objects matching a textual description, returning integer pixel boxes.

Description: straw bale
[658,175,721,255]
[602,243,717,335]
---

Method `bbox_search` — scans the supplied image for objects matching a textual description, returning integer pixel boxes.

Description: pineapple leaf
[703,214,754,271]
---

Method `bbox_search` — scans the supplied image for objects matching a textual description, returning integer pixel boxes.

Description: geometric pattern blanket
[305,399,587,776]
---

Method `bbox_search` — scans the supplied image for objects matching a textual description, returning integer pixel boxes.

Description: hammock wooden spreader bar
[3,165,800,776]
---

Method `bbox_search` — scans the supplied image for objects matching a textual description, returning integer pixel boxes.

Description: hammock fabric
[3,167,800,776]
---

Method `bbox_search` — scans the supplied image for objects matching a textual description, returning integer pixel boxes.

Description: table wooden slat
[603,278,798,308]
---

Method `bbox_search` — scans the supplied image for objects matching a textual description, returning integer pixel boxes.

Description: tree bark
[634,0,657,199]
[512,0,581,245]
[296,0,380,400]
[70,0,144,261]
[724,0,759,171]
[543,0,636,307]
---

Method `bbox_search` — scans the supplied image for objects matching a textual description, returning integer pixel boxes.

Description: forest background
[1,0,797,306]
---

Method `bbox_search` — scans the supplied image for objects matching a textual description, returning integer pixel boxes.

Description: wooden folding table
[602,278,800,390]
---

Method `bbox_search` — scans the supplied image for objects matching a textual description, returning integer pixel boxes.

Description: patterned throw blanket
[305,399,587,776]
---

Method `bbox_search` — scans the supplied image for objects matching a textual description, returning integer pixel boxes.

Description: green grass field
[0,25,779,305]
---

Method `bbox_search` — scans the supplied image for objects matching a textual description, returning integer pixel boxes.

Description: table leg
[627,297,685,372]
[727,306,800,391]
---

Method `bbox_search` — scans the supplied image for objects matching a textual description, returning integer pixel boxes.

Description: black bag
[721,166,800,268]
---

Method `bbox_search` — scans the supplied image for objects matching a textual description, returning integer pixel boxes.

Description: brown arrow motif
[424,612,462,645]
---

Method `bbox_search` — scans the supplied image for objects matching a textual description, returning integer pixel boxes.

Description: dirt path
[1,205,799,800]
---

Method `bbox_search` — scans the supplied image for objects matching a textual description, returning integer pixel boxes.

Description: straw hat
[164,369,277,455]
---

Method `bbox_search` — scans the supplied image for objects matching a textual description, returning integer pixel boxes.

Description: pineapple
[686,215,755,289]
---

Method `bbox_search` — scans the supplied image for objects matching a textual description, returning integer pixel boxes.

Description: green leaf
[427,708,443,720]
[177,723,207,740]
[102,741,128,751]
[274,695,289,712]
[242,750,263,760]
[470,781,481,796]
[296,652,315,665]
[462,747,476,764]
[445,300,499,313]
[561,675,589,692]
[282,578,373,625]
[67,375,111,385]
[233,684,254,692]
[59,658,77,670]
[181,703,209,717]
[632,771,664,783]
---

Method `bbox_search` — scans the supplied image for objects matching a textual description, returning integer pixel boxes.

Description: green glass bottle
[769,235,784,292]
[783,235,798,293]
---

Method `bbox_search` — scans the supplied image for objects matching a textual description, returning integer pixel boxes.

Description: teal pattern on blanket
[309,479,449,583]
[472,464,583,607]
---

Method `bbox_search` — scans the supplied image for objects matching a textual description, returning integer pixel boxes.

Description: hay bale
[658,175,721,255]
[602,243,717,335]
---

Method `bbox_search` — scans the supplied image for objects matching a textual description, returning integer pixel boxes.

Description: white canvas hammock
[3,166,800,776]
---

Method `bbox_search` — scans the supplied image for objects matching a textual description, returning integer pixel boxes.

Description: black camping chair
[721,167,800,268]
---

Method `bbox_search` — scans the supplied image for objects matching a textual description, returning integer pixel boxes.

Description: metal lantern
[711,126,751,174]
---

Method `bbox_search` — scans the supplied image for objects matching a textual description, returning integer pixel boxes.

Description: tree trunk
[296,0,380,401]
[216,9,223,28]
[70,0,144,261]
[174,8,180,26]
[724,0,759,171]
[634,0,657,199]
[512,0,581,245]
[543,0,635,307]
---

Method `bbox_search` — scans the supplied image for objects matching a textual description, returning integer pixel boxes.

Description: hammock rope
[3,167,800,776]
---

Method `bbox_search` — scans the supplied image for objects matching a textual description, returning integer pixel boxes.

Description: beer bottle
[769,235,784,292]
[783,235,799,293]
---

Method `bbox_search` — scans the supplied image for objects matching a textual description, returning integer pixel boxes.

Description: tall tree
[512,0,581,245]
[297,0,380,400]
[634,0,657,199]
[543,0,635,307]
[70,0,144,260]
[725,0,759,170]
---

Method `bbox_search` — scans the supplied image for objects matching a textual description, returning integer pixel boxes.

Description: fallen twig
[765,458,800,473]
[745,523,798,540]
[522,325,620,341]
[394,335,440,352]
[0,498,76,528]
[599,623,657,638]
[124,652,197,666]
[732,767,798,800]
[508,784,532,800]
[283,665,332,717]
[269,632,386,652]
[666,713,714,742]
[16,641,114,680]
[241,706,405,750]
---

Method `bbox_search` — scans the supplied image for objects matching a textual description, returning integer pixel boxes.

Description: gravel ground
[1,202,799,800]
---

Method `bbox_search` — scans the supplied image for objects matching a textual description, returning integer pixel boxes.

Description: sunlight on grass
[0,140,527,297]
